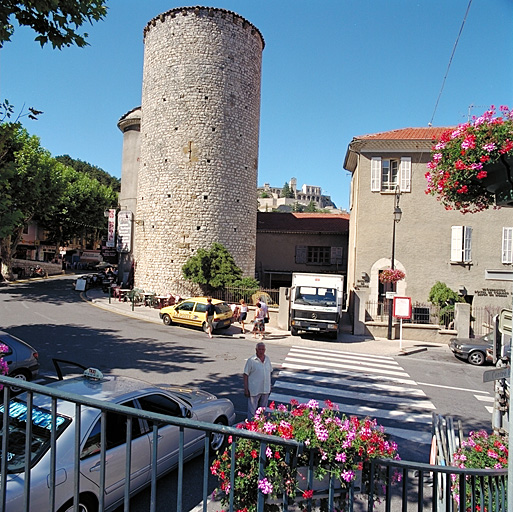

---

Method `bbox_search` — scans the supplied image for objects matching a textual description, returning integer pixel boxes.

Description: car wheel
[468,350,486,366]
[210,418,228,452]
[9,369,31,393]
[59,494,97,512]
[290,326,299,336]
[162,314,172,326]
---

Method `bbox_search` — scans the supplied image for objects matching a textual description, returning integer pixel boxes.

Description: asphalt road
[0,275,497,510]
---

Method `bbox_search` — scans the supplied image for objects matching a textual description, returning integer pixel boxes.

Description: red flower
[251,449,258,459]
[274,451,281,459]
[480,155,490,163]
[454,160,466,170]
[302,489,314,499]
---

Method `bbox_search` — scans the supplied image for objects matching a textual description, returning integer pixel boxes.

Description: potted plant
[425,105,513,213]
[210,400,400,511]
[379,268,405,284]
[450,429,508,509]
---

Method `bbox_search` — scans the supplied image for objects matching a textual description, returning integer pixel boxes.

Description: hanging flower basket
[425,105,513,213]
[379,268,405,284]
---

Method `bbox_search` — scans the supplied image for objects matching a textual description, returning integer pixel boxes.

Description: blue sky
[1,0,512,211]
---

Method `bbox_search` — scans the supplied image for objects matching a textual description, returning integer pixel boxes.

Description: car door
[136,393,202,475]
[193,302,207,327]
[80,400,151,506]
[173,301,195,326]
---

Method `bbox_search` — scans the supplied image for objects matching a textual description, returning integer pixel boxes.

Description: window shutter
[295,245,307,264]
[371,157,381,191]
[331,246,343,264]
[451,226,463,262]
[502,227,513,263]
[463,226,472,262]
[400,157,411,192]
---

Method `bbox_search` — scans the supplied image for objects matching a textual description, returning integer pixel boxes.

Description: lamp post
[387,186,402,340]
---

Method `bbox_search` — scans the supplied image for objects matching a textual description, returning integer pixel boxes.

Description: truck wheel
[290,327,299,336]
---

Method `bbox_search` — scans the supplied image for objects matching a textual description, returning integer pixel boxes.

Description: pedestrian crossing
[268,346,437,446]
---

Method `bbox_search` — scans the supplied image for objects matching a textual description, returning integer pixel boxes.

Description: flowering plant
[379,268,405,284]
[0,344,9,390]
[210,400,400,512]
[425,105,513,213]
[451,430,508,508]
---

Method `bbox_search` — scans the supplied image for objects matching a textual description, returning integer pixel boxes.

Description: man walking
[243,342,272,420]
[205,297,215,339]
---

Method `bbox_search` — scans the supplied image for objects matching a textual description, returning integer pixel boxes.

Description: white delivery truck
[289,273,344,338]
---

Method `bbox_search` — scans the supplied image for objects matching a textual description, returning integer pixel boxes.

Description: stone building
[343,127,513,336]
[117,7,264,295]
[257,177,338,212]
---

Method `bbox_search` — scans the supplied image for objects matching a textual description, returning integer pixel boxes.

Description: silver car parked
[3,370,236,512]
[0,331,39,384]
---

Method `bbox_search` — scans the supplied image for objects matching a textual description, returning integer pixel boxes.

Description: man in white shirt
[243,342,272,420]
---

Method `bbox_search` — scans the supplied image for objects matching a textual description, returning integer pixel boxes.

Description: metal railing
[472,305,503,336]
[0,375,507,512]
[211,286,280,307]
[365,300,455,327]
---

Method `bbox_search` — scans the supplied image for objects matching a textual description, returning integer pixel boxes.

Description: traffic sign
[499,309,512,335]
[483,367,511,383]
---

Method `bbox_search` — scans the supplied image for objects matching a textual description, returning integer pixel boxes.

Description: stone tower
[133,7,264,295]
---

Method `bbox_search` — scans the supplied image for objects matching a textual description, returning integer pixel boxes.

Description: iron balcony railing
[0,374,507,511]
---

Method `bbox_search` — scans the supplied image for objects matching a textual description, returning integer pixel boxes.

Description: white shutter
[370,157,381,192]
[451,226,463,262]
[400,157,411,192]
[503,227,513,263]
[463,226,472,262]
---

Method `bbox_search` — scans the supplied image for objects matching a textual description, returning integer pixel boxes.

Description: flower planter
[481,154,513,207]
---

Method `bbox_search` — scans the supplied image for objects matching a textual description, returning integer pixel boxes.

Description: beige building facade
[343,127,513,332]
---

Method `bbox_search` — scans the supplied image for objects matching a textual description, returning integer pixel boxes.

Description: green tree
[0,124,67,274]
[56,154,120,192]
[292,202,304,212]
[305,200,318,212]
[182,243,244,290]
[0,0,108,49]
[281,182,294,199]
[428,281,463,327]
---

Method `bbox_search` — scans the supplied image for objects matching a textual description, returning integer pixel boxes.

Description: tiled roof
[257,212,349,233]
[357,127,454,141]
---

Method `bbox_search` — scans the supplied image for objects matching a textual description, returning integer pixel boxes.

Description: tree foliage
[56,154,120,192]
[182,243,244,290]
[281,182,295,199]
[428,281,462,307]
[0,0,108,49]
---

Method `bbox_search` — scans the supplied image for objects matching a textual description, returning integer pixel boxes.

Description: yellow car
[159,297,233,332]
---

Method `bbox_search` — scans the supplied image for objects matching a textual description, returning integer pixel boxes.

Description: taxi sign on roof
[83,368,104,380]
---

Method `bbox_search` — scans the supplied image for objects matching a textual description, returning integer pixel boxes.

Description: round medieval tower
[134,7,264,295]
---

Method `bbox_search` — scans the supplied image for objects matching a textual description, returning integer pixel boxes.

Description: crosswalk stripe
[281,363,417,386]
[290,345,395,361]
[485,406,494,414]
[474,395,494,403]
[287,350,402,371]
[278,370,426,395]
[289,347,400,366]
[274,380,436,409]
[283,357,411,378]
[384,426,433,444]
[268,392,433,424]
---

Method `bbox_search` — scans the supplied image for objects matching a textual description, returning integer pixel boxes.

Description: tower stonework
[134,7,264,295]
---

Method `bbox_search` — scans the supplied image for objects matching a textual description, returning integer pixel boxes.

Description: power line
[428,0,473,126]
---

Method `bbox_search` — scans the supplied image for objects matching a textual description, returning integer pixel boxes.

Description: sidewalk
[84,288,447,357]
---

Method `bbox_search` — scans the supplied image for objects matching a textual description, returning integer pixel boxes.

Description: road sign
[483,367,511,383]
[385,291,397,299]
[499,309,512,335]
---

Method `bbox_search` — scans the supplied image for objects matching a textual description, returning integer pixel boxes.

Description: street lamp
[387,185,402,340]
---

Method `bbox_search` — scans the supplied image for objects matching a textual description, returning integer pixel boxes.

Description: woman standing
[239,299,248,334]
[252,302,266,340]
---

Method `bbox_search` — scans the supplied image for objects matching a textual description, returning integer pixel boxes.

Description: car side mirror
[182,407,192,419]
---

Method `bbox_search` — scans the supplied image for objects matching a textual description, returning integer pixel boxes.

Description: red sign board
[393,296,412,319]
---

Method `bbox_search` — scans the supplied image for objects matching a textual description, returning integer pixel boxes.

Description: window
[307,246,331,264]
[296,246,343,265]
[371,157,411,192]
[176,301,194,312]
[503,227,513,263]
[137,394,183,418]
[451,226,472,263]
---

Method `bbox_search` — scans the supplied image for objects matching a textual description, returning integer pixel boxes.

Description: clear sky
[1,0,512,211]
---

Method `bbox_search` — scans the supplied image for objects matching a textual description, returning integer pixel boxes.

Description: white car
[3,370,235,512]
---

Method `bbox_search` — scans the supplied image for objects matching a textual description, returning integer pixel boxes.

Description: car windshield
[0,399,71,473]
[294,287,337,307]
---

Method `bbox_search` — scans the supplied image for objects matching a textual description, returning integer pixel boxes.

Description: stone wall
[134,7,264,296]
